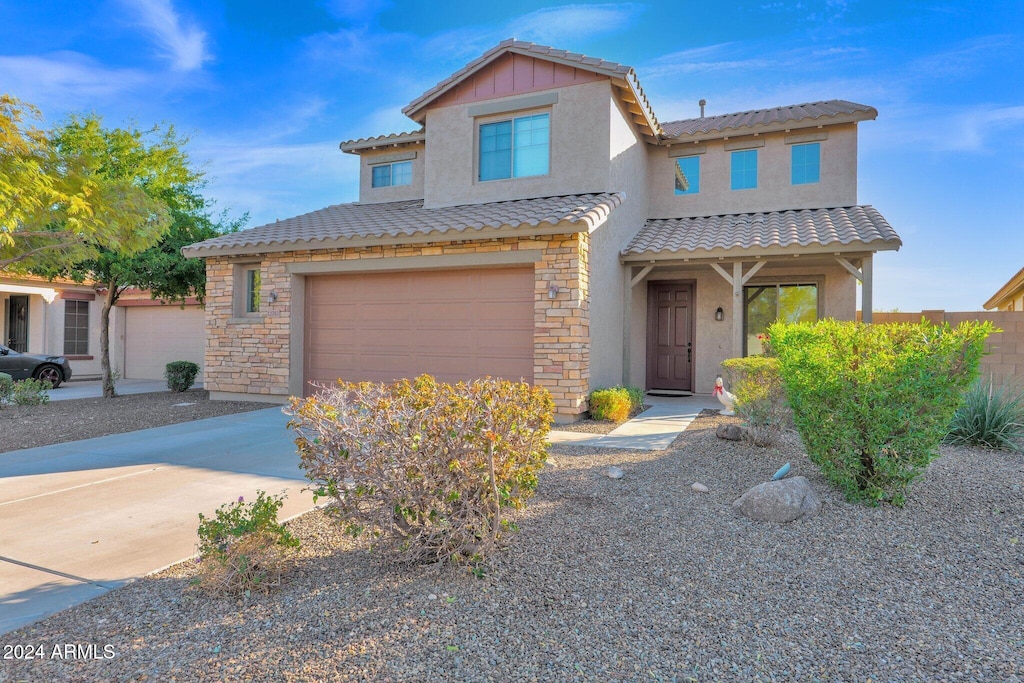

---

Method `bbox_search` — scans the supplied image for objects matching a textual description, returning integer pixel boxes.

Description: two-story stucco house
[183,39,902,422]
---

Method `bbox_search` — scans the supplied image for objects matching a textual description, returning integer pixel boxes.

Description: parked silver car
[0,345,73,388]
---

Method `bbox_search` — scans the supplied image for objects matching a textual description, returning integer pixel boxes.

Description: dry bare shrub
[194,532,290,596]
[286,375,554,566]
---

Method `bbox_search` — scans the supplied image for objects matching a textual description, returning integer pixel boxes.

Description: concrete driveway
[0,407,316,635]
[49,378,203,401]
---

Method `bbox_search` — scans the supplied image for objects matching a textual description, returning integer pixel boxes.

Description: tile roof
[182,193,624,257]
[622,206,901,259]
[339,130,425,153]
[661,100,877,139]
[983,265,1024,310]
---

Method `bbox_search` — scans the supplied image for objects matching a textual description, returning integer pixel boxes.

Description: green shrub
[287,374,553,566]
[589,385,643,422]
[14,379,51,406]
[195,490,300,596]
[769,319,994,506]
[165,360,199,392]
[0,373,12,407]
[945,378,1024,452]
[721,356,789,447]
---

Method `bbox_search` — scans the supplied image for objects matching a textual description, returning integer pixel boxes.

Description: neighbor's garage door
[124,305,205,381]
[304,267,534,391]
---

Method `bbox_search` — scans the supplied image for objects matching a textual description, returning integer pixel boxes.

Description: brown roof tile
[622,206,901,259]
[339,130,425,153]
[661,100,876,139]
[183,193,624,257]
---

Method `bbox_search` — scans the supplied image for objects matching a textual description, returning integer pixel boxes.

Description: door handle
[687,348,692,363]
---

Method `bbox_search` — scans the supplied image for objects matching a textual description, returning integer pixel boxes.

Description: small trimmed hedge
[588,385,643,423]
[165,361,199,392]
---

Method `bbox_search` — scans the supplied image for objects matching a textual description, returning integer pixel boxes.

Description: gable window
[673,156,700,195]
[744,283,818,355]
[246,268,261,313]
[479,113,549,181]
[63,300,89,355]
[791,143,820,185]
[371,161,412,188]
[731,149,758,190]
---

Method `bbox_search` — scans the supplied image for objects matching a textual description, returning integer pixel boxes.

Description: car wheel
[33,364,63,389]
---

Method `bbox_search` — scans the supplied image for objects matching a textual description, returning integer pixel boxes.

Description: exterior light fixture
[548,283,560,299]
[715,306,724,321]
[269,290,278,303]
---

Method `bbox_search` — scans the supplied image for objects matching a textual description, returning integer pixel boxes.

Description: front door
[6,295,29,352]
[646,283,694,392]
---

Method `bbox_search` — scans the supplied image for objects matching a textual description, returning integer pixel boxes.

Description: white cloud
[122,0,209,71]
[0,52,148,112]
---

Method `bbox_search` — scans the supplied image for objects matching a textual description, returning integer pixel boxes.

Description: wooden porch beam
[630,264,654,288]
[861,254,873,323]
[835,256,864,281]
[732,261,744,357]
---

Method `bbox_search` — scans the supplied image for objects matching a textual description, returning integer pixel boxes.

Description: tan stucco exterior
[357,144,426,204]
[648,124,859,218]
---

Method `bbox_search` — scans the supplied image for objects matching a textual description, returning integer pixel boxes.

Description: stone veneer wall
[203,232,592,419]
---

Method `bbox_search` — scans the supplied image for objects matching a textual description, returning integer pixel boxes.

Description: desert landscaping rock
[691,482,709,493]
[605,465,624,479]
[716,423,745,441]
[733,475,822,523]
[4,414,1022,681]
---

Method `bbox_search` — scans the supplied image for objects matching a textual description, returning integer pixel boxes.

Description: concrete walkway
[0,407,313,635]
[548,394,722,450]
[49,378,204,401]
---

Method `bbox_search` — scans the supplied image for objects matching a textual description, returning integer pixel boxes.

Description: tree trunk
[100,283,118,398]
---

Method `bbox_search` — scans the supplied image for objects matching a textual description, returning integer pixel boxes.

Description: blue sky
[1,0,1022,311]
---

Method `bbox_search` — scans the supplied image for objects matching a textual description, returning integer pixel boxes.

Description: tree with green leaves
[1,96,169,270]
[38,114,238,397]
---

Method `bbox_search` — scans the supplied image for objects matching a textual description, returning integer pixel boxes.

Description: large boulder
[732,476,821,523]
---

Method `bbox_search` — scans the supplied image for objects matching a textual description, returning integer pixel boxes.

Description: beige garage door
[304,267,534,392]
[124,306,205,381]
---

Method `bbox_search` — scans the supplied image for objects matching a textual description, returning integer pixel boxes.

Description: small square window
[731,149,758,190]
[371,161,413,188]
[479,113,549,181]
[674,156,700,195]
[791,143,820,185]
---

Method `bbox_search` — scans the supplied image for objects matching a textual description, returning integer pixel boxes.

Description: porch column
[731,261,743,357]
[861,254,873,323]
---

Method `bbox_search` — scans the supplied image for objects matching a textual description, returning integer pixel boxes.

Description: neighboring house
[984,267,1024,311]
[0,274,205,381]
[182,39,902,421]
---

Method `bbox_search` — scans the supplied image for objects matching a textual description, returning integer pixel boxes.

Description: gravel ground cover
[3,415,1022,681]
[0,390,269,453]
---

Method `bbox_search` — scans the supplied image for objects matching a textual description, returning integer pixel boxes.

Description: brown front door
[646,282,694,392]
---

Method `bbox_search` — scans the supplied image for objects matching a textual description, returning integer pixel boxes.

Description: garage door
[304,267,534,391]
[124,306,205,381]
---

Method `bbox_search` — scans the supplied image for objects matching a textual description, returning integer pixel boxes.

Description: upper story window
[371,160,413,188]
[731,149,758,190]
[791,143,820,185]
[479,113,549,181]
[673,156,700,195]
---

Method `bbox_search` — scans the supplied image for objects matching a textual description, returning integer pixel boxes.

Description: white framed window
[371,160,412,188]
[479,112,550,181]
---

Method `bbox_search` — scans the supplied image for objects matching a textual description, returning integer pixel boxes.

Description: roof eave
[182,221,595,260]
[983,266,1024,309]
[662,109,877,145]
[620,238,902,263]
[339,132,426,154]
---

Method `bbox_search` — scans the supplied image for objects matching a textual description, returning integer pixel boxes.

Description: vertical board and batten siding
[303,267,535,391]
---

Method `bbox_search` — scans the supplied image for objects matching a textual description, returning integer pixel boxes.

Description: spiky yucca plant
[946,379,1024,453]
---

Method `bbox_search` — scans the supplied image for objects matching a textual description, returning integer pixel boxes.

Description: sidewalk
[548,394,721,450]
[50,378,204,401]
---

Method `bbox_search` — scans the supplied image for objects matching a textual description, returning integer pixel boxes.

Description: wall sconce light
[715,306,724,321]
[548,283,560,299]
[269,290,278,303]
